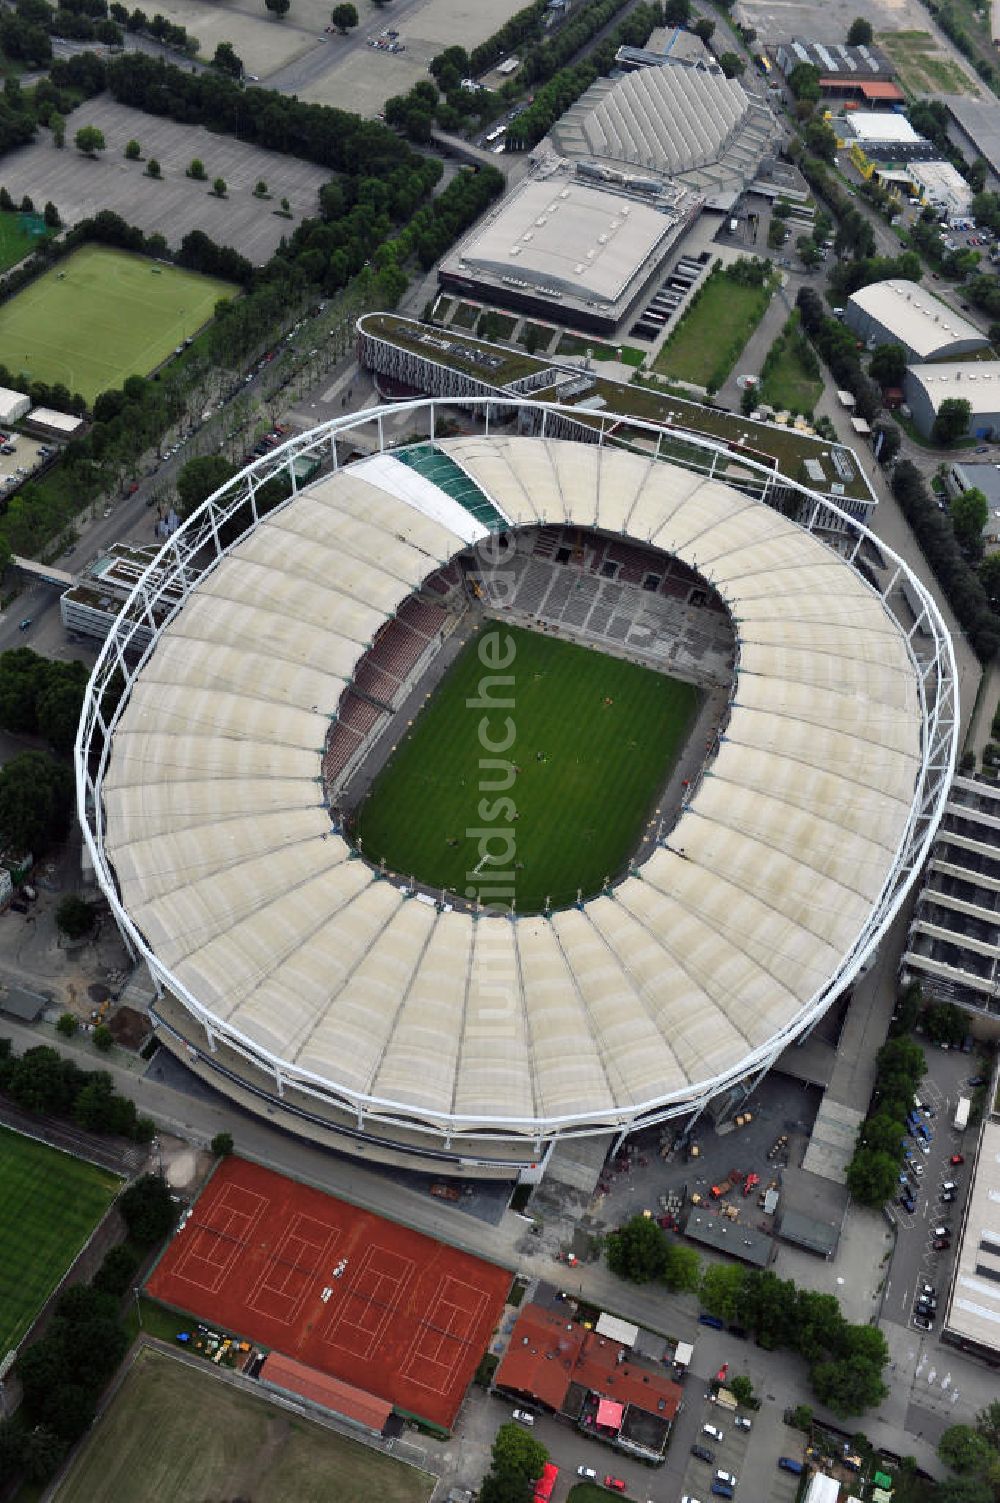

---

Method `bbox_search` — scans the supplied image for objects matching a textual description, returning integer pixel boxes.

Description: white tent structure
[77,402,956,1173]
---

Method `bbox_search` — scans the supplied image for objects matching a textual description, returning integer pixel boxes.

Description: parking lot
[0,430,52,496]
[679,1393,754,1500]
[882,1039,987,1332]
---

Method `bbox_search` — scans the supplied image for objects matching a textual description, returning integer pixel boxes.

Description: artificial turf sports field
[0,243,236,404]
[354,622,698,911]
[0,1125,121,1353]
[54,1346,433,1503]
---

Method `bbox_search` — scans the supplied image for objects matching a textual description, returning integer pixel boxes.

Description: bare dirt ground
[0,98,332,262]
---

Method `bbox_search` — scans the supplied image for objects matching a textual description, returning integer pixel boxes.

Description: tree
[212,176,227,197]
[74,125,106,157]
[19,1426,65,1484]
[718,52,744,77]
[56,1012,78,1037]
[664,0,690,22]
[700,1262,746,1324]
[43,200,60,229]
[805,118,838,163]
[730,1375,754,1404]
[845,1147,899,1206]
[279,195,291,215]
[976,1399,1000,1451]
[934,1481,994,1503]
[606,1215,668,1283]
[187,157,206,180]
[211,1131,234,1156]
[146,157,161,178]
[662,1240,701,1293]
[93,1024,113,1052]
[873,420,901,467]
[939,1425,996,1475]
[0,750,74,854]
[858,1111,907,1157]
[810,1356,887,1416]
[265,0,290,12]
[330,2,358,32]
[176,455,237,517]
[491,1424,548,1486]
[93,1242,141,1296]
[951,486,988,553]
[788,62,821,100]
[868,342,907,389]
[50,112,65,147]
[933,396,973,445]
[120,1173,177,1244]
[847,16,873,44]
[55,894,94,940]
[254,178,268,196]
[212,40,244,76]
[693,17,715,41]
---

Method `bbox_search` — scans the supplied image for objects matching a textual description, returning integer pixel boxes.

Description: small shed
[673,1339,694,1369]
[595,1312,639,1347]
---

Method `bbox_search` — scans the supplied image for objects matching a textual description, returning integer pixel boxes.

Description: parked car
[918,1139,930,1156]
[716,1472,737,1487]
[577,1468,598,1480]
[698,1314,724,1329]
[920,1281,936,1297]
[900,1195,916,1213]
[917,1295,938,1311]
[940,1190,956,1203]
[692,1445,716,1463]
[933,1237,951,1250]
[912,1163,924,1176]
[512,1409,534,1427]
[968,1075,987,1087]
[604,1480,626,1493]
[18,617,30,631]
[735,1415,752,1431]
[950,1154,965,1166]
[703,1424,724,1441]
[933,1225,951,1238]
[778,1458,804,1475]
[914,1313,933,1331]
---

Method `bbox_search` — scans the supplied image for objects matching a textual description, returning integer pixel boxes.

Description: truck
[953,1096,971,1132]
[429,1182,460,1202]
[710,1169,742,1199]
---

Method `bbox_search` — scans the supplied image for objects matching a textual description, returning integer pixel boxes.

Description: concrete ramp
[801,1099,864,1184]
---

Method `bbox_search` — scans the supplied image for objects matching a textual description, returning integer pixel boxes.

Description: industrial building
[438,164,693,335]
[546,58,780,209]
[615,24,712,71]
[59,542,186,648]
[904,362,1000,441]
[774,38,893,81]
[904,159,974,220]
[76,406,956,1177]
[844,281,988,363]
[942,96,1000,189]
[839,112,938,166]
[948,462,1000,550]
[0,386,30,426]
[942,1116,1000,1365]
[901,775,1000,1020]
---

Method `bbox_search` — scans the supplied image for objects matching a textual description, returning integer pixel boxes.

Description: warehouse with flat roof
[942,1117,1000,1365]
[904,362,1000,439]
[439,165,692,334]
[942,96,1000,187]
[845,281,988,363]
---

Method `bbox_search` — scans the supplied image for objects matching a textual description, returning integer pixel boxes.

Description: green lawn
[758,316,823,415]
[556,333,645,366]
[0,243,237,403]
[0,1125,121,1354]
[0,209,52,274]
[654,267,775,388]
[353,623,697,911]
[53,1346,434,1503]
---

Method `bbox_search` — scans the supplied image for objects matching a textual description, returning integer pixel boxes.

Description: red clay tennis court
[145,1157,511,1428]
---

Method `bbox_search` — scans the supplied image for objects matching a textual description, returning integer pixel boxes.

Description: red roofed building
[494,1305,681,1462]
[819,78,905,105]
[259,1351,392,1434]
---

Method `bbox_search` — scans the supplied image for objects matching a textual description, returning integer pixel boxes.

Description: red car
[604,1480,626,1493]
[950,1154,965,1165]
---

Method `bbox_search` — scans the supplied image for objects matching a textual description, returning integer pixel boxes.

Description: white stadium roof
[84,424,950,1143]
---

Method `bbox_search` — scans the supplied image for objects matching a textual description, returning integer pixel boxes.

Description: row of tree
[0,1039,155,1141]
[0,647,88,754]
[795,285,882,422]
[891,458,1000,658]
[846,1035,926,1207]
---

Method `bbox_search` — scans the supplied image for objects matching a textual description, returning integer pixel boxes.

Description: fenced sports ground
[0,243,236,403]
[53,1345,434,1503]
[355,622,698,911]
[146,1157,511,1428]
[0,1124,121,1355]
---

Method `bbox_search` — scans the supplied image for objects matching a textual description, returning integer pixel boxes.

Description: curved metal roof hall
[76,401,957,1152]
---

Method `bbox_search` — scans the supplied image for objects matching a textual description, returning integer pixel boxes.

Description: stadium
[76,400,957,1181]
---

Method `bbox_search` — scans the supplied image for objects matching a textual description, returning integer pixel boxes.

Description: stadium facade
[77,402,957,1180]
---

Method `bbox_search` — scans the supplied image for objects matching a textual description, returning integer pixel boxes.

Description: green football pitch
[0,209,52,274]
[353,623,698,912]
[0,243,237,404]
[0,1125,121,1354]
